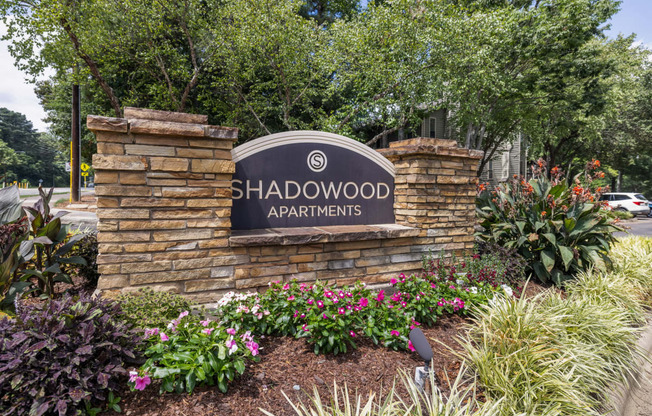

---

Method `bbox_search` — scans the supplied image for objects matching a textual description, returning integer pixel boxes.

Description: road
[614,216,652,238]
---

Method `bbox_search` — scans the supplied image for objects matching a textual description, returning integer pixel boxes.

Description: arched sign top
[231,130,395,177]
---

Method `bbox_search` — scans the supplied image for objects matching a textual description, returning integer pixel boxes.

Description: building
[373,109,527,185]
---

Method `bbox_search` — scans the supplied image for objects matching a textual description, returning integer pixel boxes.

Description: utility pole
[71,80,81,202]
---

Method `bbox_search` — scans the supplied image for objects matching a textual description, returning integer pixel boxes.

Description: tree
[0,139,19,183]
[0,108,67,186]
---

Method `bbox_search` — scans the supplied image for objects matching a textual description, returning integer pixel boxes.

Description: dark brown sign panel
[231,131,395,230]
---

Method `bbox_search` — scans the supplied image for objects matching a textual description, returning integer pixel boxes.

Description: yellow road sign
[81,163,90,171]
[81,172,89,177]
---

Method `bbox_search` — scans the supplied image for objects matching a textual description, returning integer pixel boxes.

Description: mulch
[109,314,470,416]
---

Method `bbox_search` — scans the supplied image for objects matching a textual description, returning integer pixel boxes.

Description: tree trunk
[616,171,622,192]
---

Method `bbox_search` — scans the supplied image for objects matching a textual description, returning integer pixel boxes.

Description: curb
[609,316,652,415]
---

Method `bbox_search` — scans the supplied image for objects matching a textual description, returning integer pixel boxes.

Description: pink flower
[160,333,169,341]
[332,298,339,304]
[307,299,314,305]
[283,283,290,290]
[349,331,357,338]
[401,302,407,308]
[202,328,214,335]
[144,328,159,337]
[226,339,238,355]
[226,328,236,335]
[317,300,324,308]
[134,375,151,391]
[325,291,333,298]
[408,340,416,352]
[302,324,309,332]
[390,278,398,285]
[338,308,345,315]
[359,298,368,307]
[323,314,329,319]
[178,311,189,319]
[129,371,139,383]
[338,291,345,299]
[246,341,259,356]
[376,290,385,302]
[391,330,400,336]
[288,295,295,301]
[200,320,210,327]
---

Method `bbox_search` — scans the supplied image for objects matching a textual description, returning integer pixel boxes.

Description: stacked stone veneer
[91,108,482,303]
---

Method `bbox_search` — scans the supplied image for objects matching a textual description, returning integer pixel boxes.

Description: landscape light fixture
[409,327,434,391]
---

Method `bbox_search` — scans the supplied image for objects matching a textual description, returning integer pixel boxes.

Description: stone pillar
[89,107,238,297]
[378,138,483,254]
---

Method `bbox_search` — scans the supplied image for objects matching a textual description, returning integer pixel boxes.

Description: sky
[0,0,651,133]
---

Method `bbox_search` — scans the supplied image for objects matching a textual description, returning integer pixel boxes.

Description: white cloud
[0,22,49,132]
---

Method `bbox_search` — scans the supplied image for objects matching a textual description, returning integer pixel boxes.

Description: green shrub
[117,288,198,330]
[474,242,528,286]
[63,229,99,288]
[137,312,259,394]
[476,159,620,286]
[214,271,512,355]
[610,236,652,298]
[463,273,645,415]
[602,208,634,221]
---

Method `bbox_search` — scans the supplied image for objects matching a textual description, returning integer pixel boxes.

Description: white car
[599,192,651,216]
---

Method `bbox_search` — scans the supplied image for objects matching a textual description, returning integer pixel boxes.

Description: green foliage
[609,236,652,299]
[461,237,652,415]
[62,229,99,288]
[474,242,528,287]
[0,108,67,186]
[261,368,503,416]
[3,0,641,173]
[0,186,29,309]
[214,267,512,355]
[602,207,634,220]
[138,313,259,394]
[476,160,620,286]
[117,288,198,331]
[20,186,86,297]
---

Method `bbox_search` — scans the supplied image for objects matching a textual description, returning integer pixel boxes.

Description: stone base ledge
[229,224,420,247]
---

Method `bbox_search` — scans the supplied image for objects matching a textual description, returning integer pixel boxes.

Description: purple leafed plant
[0,295,142,416]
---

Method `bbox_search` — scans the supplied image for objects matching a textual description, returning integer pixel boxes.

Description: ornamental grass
[462,236,652,415]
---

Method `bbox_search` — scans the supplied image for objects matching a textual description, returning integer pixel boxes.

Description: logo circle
[307,150,327,172]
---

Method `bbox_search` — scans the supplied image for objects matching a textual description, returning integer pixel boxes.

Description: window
[634,194,647,201]
[488,160,493,179]
[429,118,437,138]
[614,194,631,201]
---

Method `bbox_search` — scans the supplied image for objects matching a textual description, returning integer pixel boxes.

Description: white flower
[469,286,478,294]
[456,279,464,285]
[501,285,513,297]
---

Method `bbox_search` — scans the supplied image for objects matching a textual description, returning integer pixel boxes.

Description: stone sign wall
[90,108,482,302]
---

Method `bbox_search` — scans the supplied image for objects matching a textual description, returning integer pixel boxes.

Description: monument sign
[231,131,395,230]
